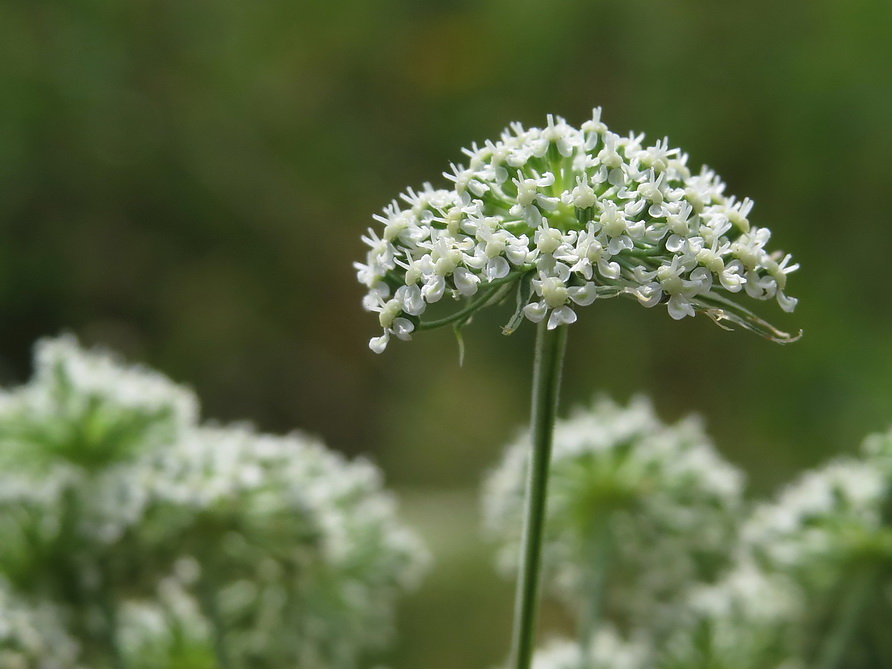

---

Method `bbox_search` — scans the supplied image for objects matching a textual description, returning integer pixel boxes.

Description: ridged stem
[577,519,612,657]
[199,574,233,669]
[815,564,877,669]
[98,579,126,669]
[508,321,569,669]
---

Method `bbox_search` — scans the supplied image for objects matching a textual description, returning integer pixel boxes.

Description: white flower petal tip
[547,306,578,329]
[369,334,389,353]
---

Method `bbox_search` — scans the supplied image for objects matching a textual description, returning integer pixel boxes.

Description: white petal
[636,283,662,308]
[393,318,415,340]
[744,271,764,298]
[505,243,531,266]
[624,199,646,217]
[547,305,577,329]
[666,234,686,253]
[523,302,547,323]
[397,285,426,315]
[568,283,597,306]
[689,267,713,292]
[598,260,621,280]
[485,257,510,281]
[719,269,744,292]
[453,267,480,296]
[422,276,446,303]
[667,295,695,320]
[369,333,390,354]
[777,291,798,312]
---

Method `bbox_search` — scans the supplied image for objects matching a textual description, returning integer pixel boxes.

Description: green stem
[577,519,612,657]
[509,321,569,669]
[98,580,126,669]
[815,565,877,669]
[199,575,233,669]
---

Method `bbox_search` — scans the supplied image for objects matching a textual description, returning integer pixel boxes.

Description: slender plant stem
[815,564,877,669]
[199,575,233,669]
[577,519,612,657]
[509,321,569,669]
[98,579,126,669]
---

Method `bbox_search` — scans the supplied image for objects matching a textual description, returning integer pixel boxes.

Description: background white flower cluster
[357,109,798,352]
[485,404,892,669]
[0,336,427,668]
[483,396,744,636]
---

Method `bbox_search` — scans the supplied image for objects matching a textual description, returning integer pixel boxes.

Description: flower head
[482,396,744,632]
[660,562,805,669]
[741,449,892,579]
[0,579,85,669]
[0,337,428,668]
[139,425,430,667]
[357,109,800,352]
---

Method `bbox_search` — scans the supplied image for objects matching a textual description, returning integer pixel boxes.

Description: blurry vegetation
[1,0,891,667]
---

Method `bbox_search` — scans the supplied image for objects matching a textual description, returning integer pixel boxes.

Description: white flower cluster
[741,457,888,574]
[139,426,429,667]
[482,396,743,632]
[665,430,892,669]
[660,562,805,669]
[357,109,799,352]
[116,571,213,667]
[525,628,650,669]
[0,335,196,592]
[0,335,196,471]
[0,337,427,668]
[0,579,84,669]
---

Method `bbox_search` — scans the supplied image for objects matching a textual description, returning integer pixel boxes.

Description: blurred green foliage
[1,0,891,667]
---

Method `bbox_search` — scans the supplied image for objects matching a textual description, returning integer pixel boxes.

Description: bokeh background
[1,0,891,666]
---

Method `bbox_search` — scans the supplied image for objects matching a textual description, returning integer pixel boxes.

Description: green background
[1,0,891,666]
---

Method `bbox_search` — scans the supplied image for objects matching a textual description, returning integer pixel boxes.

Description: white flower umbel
[0,335,199,646]
[357,109,800,352]
[359,111,800,669]
[0,578,85,669]
[139,425,430,669]
[734,432,892,669]
[659,561,805,669]
[117,574,214,668]
[0,334,198,473]
[742,458,888,575]
[0,337,428,669]
[483,396,744,636]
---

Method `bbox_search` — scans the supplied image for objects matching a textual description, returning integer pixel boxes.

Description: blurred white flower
[742,457,888,575]
[482,396,743,633]
[139,425,430,668]
[0,336,428,669]
[523,627,650,669]
[672,429,892,669]
[0,579,85,669]
[660,561,805,669]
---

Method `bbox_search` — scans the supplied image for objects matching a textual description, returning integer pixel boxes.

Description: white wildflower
[660,561,805,669]
[482,396,744,633]
[358,109,800,351]
[0,337,428,668]
[0,580,85,669]
[741,458,887,572]
[139,425,429,667]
